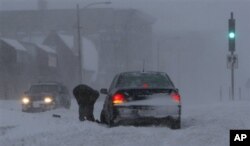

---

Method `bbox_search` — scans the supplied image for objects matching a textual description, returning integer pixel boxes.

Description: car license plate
[33,102,41,108]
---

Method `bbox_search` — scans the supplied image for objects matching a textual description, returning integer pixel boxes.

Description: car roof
[117,71,168,76]
[30,82,63,86]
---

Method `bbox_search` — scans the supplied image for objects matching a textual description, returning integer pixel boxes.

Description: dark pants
[79,105,95,121]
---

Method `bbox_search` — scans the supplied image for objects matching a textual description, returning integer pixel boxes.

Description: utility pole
[76,2,111,83]
[227,12,238,100]
[157,42,160,71]
[76,4,83,83]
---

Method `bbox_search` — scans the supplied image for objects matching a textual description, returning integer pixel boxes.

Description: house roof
[1,38,27,51]
[36,44,56,54]
[58,34,74,50]
[22,35,45,44]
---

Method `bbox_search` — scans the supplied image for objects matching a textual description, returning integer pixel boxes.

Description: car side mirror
[100,88,108,94]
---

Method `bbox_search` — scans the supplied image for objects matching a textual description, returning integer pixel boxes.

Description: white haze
[0,0,250,104]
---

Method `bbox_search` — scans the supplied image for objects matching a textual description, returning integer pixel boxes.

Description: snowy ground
[0,97,249,146]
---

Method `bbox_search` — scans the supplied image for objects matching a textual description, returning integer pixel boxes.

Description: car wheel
[107,115,118,127]
[105,114,114,127]
[100,110,108,124]
[108,120,114,127]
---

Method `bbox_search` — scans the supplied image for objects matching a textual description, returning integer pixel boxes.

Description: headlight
[44,97,52,103]
[22,97,30,104]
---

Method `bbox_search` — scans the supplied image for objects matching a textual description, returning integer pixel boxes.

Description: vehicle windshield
[29,85,59,93]
[116,73,173,88]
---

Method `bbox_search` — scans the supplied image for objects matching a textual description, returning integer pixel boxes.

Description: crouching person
[73,84,99,121]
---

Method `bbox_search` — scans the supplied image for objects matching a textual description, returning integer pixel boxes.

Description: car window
[116,73,174,88]
[30,85,59,93]
[109,74,119,91]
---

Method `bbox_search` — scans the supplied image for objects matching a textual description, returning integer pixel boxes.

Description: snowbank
[0,99,249,146]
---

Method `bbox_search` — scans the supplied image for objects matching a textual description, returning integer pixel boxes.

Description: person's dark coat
[73,84,99,121]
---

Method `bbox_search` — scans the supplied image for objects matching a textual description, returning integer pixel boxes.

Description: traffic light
[229,32,235,39]
[228,13,235,52]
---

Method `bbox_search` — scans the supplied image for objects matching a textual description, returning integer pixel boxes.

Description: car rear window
[116,72,174,88]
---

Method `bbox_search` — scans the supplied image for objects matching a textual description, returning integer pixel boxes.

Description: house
[0,38,29,99]
[21,41,58,82]
[43,32,98,88]
[43,32,79,90]
[0,8,155,88]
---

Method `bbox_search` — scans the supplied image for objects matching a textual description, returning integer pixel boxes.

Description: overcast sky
[0,0,249,32]
[1,0,250,102]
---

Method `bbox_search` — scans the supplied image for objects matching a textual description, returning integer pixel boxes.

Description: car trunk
[112,88,180,120]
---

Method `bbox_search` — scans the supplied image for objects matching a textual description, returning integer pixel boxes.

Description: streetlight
[81,2,111,10]
[76,1,111,83]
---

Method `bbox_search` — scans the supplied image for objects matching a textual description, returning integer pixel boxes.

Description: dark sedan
[100,71,181,129]
[21,82,71,112]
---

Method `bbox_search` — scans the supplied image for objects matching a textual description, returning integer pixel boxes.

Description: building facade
[0,8,154,89]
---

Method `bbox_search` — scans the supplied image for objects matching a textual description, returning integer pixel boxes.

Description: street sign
[227,54,238,69]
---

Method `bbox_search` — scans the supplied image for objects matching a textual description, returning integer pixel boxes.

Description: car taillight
[143,83,149,88]
[112,93,125,104]
[171,92,181,103]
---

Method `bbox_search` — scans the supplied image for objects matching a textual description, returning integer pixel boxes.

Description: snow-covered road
[0,98,249,146]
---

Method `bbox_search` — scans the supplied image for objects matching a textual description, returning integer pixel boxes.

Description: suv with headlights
[21,82,71,112]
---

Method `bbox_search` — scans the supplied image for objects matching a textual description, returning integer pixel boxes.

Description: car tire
[100,111,107,124]
[108,120,114,128]
[105,114,114,127]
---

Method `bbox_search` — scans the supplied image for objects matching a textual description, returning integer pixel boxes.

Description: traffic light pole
[228,12,236,101]
[231,51,234,100]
